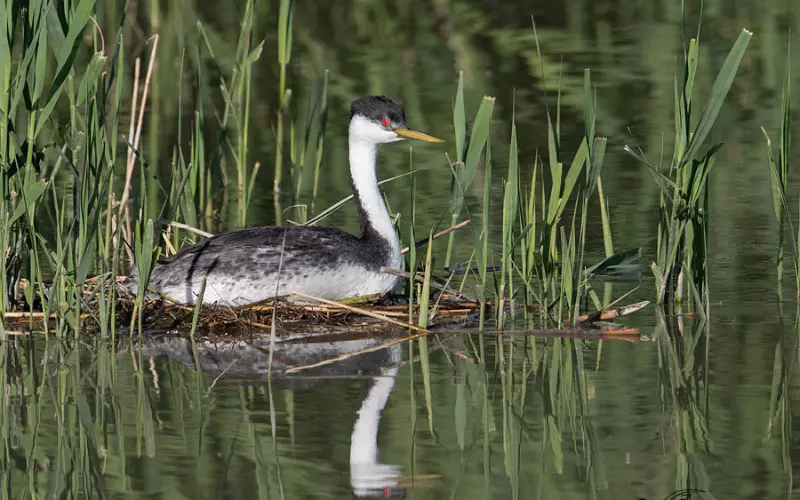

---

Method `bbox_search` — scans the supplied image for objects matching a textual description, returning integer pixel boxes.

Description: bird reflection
[137,334,407,499]
[350,354,402,499]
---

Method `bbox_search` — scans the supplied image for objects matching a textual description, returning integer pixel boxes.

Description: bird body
[130,96,441,306]
[140,225,400,305]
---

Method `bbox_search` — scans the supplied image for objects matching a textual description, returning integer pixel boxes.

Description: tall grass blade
[461,97,495,196]
[454,71,466,162]
[445,72,468,269]
[680,30,752,166]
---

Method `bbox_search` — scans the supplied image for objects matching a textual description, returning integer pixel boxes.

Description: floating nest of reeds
[2,274,649,341]
[3,274,482,337]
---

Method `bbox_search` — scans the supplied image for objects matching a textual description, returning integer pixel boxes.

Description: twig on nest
[380,266,476,303]
[287,291,429,333]
[567,300,651,325]
[400,219,470,254]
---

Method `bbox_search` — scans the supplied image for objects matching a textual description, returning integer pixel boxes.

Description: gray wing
[158,226,358,265]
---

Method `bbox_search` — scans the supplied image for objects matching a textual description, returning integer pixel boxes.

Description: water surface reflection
[139,334,408,499]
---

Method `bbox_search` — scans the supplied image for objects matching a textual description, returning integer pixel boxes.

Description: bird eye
[381,118,390,127]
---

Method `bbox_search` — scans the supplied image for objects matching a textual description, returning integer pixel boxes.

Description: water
[4,0,800,498]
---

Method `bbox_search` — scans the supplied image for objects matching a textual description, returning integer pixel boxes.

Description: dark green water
[4,0,800,498]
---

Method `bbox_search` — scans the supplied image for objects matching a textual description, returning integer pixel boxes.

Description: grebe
[132,96,443,306]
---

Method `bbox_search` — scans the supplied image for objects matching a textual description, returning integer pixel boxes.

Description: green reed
[434,63,610,485]
[496,103,519,326]
[513,66,615,327]
[446,91,495,322]
[625,3,751,309]
[433,26,625,490]
[273,0,293,223]
[0,0,135,337]
[309,71,330,213]
[435,24,631,334]
[208,0,264,227]
[763,40,796,494]
[3,341,111,496]
[407,150,417,323]
[763,38,795,297]
[289,75,325,204]
[0,0,311,338]
[443,71,467,270]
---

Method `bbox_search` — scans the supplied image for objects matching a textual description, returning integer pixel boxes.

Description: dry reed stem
[254,299,470,315]
[4,311,92,319]
[120,35,160,262]
[245,304,413,318]
[158,219,214,238]
[162,232,177,256]
[380,266,475,302]
[132,35,160,169]
[437,326,640,341]
[599,327,640,336]
[564,300,650,325]
[288,291,429,333]
[122,58,140,208]
[237,319,275,330]
[400,219,470,254]
[119,57,140,264]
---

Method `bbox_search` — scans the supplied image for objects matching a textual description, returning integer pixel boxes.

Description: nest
[3,274,482,337]
[2,274,650,345]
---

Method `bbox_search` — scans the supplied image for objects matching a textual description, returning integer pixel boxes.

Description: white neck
[348,119,401,266]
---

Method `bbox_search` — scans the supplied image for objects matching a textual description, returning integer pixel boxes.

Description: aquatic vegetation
[763,38,795,297]
[3,0,798,498]
[624,3,752,311]
[0,0,756,334]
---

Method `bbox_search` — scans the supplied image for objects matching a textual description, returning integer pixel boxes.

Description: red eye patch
[381,118,390,127]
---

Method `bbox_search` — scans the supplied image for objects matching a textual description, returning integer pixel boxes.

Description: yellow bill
[394,128,444,143]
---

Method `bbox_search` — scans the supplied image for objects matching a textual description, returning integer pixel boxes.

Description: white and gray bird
[130,96,443,306]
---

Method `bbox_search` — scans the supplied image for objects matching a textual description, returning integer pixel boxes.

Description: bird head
[349,96,443,145]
